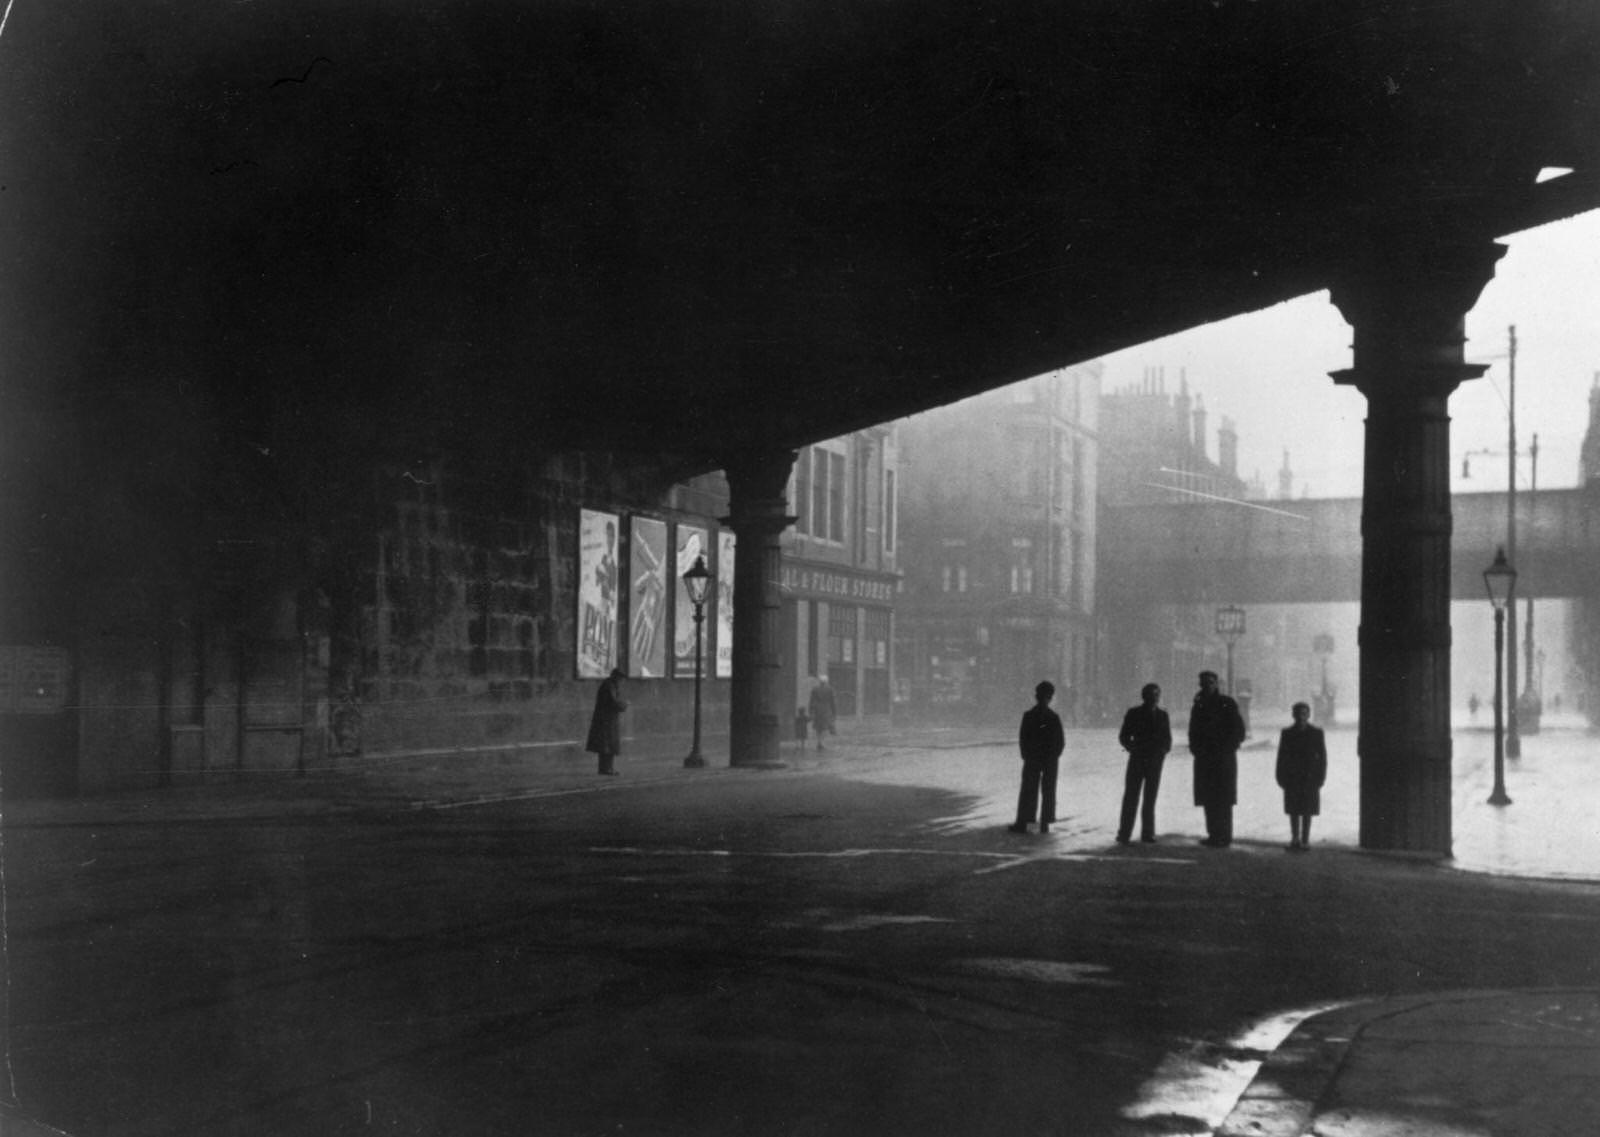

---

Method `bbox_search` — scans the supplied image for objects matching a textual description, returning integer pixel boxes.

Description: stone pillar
[721,449,797,768]
[1330,238,1505,855]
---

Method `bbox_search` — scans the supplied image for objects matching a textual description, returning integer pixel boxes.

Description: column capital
[1329,236,1506,331]
[1330,360,1490,399]
[1329,236,1506,398]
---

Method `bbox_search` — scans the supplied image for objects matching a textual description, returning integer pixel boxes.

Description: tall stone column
[1330,238,1505,855]
[721,449,797,768]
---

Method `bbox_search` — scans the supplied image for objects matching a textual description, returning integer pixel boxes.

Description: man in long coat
[808,677,837,751]
[1188,670,1245,847]
[586,668,628,775]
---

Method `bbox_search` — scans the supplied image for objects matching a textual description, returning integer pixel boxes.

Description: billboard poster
[577,509,620,678]
[673,524,709,676]
[628,516,670,678]
[715,530,736,678]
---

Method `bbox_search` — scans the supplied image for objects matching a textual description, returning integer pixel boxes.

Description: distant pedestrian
[1008,681,1065,835]
[1276,702,1327,851]
[794,706,810,750]
[1189,670,1246,848]
[808,677,837,750]
[1468,692,1481,722]
[1116,682,1172,845]
[585,667,628,776]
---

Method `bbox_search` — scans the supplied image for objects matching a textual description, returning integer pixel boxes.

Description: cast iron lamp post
[682,554,712,768]
[1483,546,1516,807]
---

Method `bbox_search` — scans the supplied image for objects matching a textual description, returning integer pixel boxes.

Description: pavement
[3,720,1598,1136]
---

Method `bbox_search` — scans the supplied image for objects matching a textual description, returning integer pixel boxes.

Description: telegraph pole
[1505,325,1521,758]
[1524,433,1539,726]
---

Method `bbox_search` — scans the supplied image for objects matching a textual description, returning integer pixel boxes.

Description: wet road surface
[2,722,1597,1135]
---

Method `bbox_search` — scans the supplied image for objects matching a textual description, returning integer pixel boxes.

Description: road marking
[590,845,1016,861]
[588,845,1194,875]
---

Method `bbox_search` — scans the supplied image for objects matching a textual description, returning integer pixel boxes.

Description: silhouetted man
[586,668,628,776]
[1116,682,1172,844]
[1009,681,1065,835]
[1188,670,1245,847]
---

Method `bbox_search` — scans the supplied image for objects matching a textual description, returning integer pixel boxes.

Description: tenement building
[894,365,1100,725]
[780,427,902,732]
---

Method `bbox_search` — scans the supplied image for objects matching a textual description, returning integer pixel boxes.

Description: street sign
[1215,606,1246,639]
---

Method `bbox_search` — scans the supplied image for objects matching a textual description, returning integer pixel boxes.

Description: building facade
[895,365,1100,725]
[1098,367,1256,508]
[1097,367,1297,721]
[779,427,901,732]
[0,445,740,798]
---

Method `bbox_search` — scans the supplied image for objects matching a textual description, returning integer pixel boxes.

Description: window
[882,468,897,554]
[956,566,968,593]
[1010,538,1034,595]
[828,605,859,716]
[862,608,891,715]
[941,565,952,592]
[802,446,848,544]
[828,450,845,542]
[793,451,811,535]
[1010,434,1047,499]
[811,448,828,538]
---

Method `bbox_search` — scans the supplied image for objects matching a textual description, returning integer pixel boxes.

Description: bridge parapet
[1100,488,1598,605]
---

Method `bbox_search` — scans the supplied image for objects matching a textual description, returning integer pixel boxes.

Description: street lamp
[1215,605,1246,695]
[682,554,712,769]
[1312,633,1335,725]
[1482,547,1516,807]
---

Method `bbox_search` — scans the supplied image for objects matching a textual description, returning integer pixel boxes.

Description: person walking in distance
[1008,681,1065,834]
[585,667,628,776]
[1276,701,1328,851]
[1188,670,1245,847]
[808,677,837,751]
[1116,682,1172,845]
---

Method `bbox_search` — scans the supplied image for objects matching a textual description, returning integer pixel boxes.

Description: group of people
[1008,670,1327,852]
[588,664,1326,851]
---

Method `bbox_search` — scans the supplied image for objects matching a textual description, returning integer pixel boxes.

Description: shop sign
[779,564,895,604]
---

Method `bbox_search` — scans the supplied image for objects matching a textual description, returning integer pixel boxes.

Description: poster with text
[673,524,709,676]
[715,530,735,678]
[628,516,669,678]
[577,509,620,678]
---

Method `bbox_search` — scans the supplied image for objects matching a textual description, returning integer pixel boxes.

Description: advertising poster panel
[628,516,670,678]
[577,508,620,678]
[673,524,709,676]
[715,530,736,678]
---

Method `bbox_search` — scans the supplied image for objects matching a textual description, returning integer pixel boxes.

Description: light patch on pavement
[590,845,1018,862]
[1120,1001,1351,1136]
[959,958,1120,986]
[817,914,955,932]
[974,851,1192,875]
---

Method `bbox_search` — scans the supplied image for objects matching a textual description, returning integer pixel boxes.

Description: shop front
[778,561,899,736]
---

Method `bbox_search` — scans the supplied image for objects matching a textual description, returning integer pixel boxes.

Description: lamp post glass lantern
[1482,546,1516,807]
[682,554,712,768]
[1312,633,1336,725]
[1215,605,1246,695]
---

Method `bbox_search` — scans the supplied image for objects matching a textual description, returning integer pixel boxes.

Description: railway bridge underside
[7,4,1600,856]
